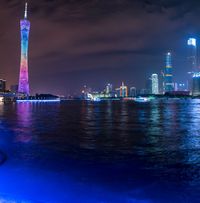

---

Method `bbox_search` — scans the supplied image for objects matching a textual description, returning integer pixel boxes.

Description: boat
[134,97,150,103]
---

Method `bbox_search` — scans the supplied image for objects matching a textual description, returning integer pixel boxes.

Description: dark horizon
[0,0,199,95]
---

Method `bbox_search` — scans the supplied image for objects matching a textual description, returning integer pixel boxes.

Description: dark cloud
[0,0,199,94]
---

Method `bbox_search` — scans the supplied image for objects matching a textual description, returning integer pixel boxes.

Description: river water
[0,99,200,202]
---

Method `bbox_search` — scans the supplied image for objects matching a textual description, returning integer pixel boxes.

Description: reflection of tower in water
[16,103,32,143]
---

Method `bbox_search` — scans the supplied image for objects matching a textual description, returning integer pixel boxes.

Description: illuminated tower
[18,2,30,95]
[188,38,197,72]
[164,52,174,93]
[151,74,159,94]
[120,82,128,97]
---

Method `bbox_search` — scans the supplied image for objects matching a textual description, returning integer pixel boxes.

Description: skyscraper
[130,87,137,97]
[192,73,200,96]
[18,2,30,95]
[105,83,112,94]
[151,74,159,94]
[0,79,6,92]
[164,52,174,93]
[120,82,128,97]
[188,38,197,72]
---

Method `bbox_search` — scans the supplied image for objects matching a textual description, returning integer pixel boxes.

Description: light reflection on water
[0,100,200,202]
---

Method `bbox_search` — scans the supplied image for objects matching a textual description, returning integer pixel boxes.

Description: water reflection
[15,103,32,143]
[1,100,200,202]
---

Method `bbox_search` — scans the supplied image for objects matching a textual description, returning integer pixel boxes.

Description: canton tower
[18,2,30,95]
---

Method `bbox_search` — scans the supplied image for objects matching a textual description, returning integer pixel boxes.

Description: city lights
[188,38,197,47]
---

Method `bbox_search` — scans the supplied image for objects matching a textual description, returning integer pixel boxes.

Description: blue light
[16,99,61,103]
[193,73,200,78]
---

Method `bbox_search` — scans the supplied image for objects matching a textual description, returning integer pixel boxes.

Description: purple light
[18,17,30,95]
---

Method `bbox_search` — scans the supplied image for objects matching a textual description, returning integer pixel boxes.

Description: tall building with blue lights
[192,73,200,96]
[18,2,30,95]
[164,52,174,93]
[188,38,197,72]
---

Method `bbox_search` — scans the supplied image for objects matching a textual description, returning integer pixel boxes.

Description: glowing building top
[24,2,28,19]
[188,38,196,47]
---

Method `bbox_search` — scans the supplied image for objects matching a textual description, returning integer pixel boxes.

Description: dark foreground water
[0,99,200,202]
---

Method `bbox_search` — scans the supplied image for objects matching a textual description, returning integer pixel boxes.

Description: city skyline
[0,1,200,94]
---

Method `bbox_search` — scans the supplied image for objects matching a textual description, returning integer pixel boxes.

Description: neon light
[18,3,30,96]
[16,99,61,103]
[188,38,196,47]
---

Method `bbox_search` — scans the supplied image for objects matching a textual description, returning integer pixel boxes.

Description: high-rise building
[151,74,159,94]
[164,52,174,93]
[105,83,112,94]
[120,82,128,97]
[188,38,197,72]
[192,73,200,96]
[145,77,152,94]
[0,79,6,92]
[130,87,137,97]
[18,2,30,95]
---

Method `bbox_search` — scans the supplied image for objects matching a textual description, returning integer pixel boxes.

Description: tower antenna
[24,2,28,19]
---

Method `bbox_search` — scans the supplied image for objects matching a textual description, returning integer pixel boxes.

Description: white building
[151,74,159,94]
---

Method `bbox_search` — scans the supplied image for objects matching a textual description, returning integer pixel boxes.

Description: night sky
[0,0,200,95]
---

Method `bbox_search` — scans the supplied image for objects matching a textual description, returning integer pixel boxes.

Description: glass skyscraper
[188,38,197,72]
[164,52,174,93]
[192,73,200,96]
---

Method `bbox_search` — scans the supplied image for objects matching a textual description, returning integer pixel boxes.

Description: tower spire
[24,2,28,19]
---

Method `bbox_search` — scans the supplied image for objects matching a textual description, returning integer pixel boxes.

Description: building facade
[120,82,128,97]
[18,3,30,95]
[130,87,137,97]
[151,74,159,94]
[188,38,197,72]
[192,73,200,96]
[164,52,174,93]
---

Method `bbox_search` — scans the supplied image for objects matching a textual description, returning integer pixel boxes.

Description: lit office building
[120,82,128,97]
[164,52,174,93]
[130,87,137,97]
[192,73,200,96]
[188,38,197,72]
[105,83,112,94]
[0,79,6,92]
[188,38,197,92]
[151,74,159,94]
